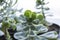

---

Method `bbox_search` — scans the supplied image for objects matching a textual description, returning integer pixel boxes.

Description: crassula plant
[35,0,52,26]
[14,10,58,40]
[36,0,50,19]
[0,0,18,40]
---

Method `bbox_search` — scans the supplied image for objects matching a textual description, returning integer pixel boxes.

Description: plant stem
[28,24,34,40]
[1,27,11,40]
[6,28,12,40]
[41,0,45,19]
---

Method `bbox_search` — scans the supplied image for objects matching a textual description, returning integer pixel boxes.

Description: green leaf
[24,10,37,22]
[19,15,27,23]
[30,25,37,30]
[16,23,27,31]
[25,36,48,40]
[29,30,35,35]
[11,24,16,30]
[23,25,36,31]
[1,21,10,34]
[36,0,42,5]
[2,21,10,28]
[40,31,58,39]
[23,26,29,31]
[24,10,32,18]
[37,14,44,20]
[26,30,35,36]
[14,32,26,40]
[31,12,36,20]
[25,36,35,40]
[14,17,20,23]
[36,36,48,40]
[32,19,40,24]
[33,24,48,34]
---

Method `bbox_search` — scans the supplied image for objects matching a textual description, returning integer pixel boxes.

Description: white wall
[46,0,60,19]
[14,0,60,18]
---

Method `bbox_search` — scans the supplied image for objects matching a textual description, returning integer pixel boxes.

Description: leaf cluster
[14,10,58,40]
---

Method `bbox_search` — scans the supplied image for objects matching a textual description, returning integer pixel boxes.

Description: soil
[48,23,60,33]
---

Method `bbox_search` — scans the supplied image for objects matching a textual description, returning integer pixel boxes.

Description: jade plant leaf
[28,30,35,35]
[19,15,27,23]
[25,36,48,40]
[31,12,36,20]
[32,19,40,24]
[2,21,10,28]
[36,0,45,6]
[16,22,28,31]
[39,37,48,40]
[33,24,48,34]
[24,10,37,22]
[14,16,20,23]
[11,24,16,30]
[14,31,27,40]
[23,25,36,31]
[36,0,42,6]
[24,10,32,18]
[37,14,44,20]
[40,31,58,39]
[16,23,25,31]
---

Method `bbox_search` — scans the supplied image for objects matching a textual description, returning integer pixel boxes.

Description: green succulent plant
[14,10,58,40]
[1,16,16,40]
[0,0,58,40]
[0,0,18,40]
[36,0,50,19]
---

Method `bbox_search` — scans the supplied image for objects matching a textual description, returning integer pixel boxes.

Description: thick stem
[41,0,45,19]
[1,28,11,40]
[28,24,34,40]
[6,28,11,40]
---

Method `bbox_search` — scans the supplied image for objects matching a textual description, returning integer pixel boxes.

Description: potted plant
[0,0,59,40]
